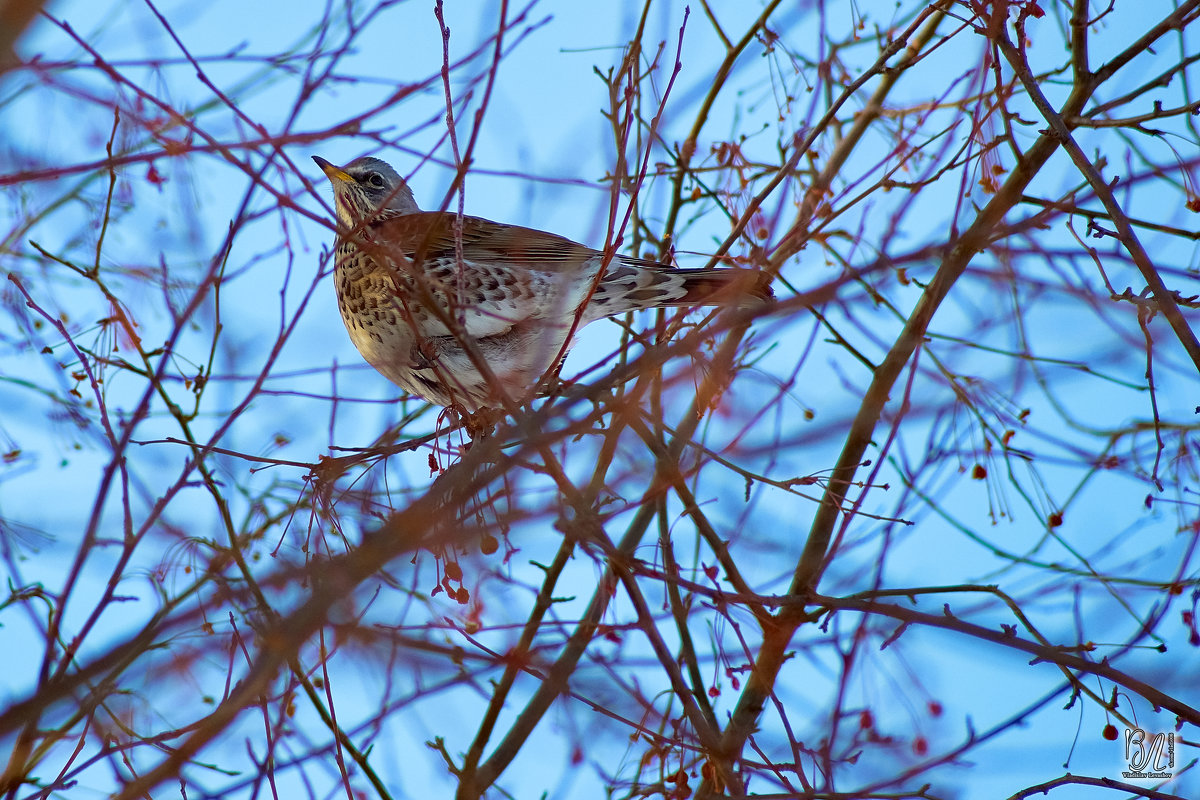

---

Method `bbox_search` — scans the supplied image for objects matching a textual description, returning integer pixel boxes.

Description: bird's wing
[372,213,597,267]
[368,213,599,340]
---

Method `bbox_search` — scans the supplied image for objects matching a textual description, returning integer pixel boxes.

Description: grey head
[312,155,420,226]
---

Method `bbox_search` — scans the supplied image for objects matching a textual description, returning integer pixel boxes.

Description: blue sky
[2,1,1198,798]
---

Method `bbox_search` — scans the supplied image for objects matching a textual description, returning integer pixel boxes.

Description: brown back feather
[371,213,595,270]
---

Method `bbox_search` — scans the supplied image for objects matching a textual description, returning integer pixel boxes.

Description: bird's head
[313,155,420,227]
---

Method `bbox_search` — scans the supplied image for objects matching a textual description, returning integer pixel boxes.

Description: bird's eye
[367,173,385,188]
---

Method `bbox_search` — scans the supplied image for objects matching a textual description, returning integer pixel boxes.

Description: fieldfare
[313,155,772,413]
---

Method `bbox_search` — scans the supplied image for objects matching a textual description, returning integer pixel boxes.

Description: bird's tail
[672,267,774,306]
[593,259,772,314]
[582,259,773,325]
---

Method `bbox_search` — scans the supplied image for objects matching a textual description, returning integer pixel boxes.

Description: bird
[312,155,772,414]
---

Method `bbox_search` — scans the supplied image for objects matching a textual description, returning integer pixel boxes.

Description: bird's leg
[410,337,445,370]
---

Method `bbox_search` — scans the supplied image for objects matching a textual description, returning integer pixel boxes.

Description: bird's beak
[312,155,353,185]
